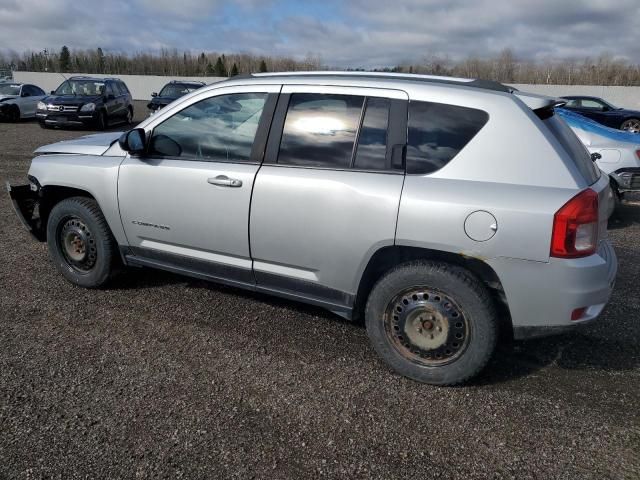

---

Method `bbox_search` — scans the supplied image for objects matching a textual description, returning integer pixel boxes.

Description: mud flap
[6,183,45,241]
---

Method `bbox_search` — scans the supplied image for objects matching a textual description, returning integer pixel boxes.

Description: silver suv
[7,72,618,385]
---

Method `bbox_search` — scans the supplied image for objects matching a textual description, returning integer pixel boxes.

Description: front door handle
[207,175,242,188]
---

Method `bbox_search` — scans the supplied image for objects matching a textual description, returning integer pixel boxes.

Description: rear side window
[406,101,489,175]
[278,93,364,168]
[543,114,600,184]
[353,97,390,170]
[119,82,130,94]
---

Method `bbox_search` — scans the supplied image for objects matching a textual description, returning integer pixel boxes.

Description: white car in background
[557,108,640,204]
[0,83,47,121]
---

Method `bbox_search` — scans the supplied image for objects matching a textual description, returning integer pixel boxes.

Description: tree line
[2,47,640,85]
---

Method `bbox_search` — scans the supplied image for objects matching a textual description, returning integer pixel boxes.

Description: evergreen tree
[206,62,215,75]
[230,63,239,76]
[213,56,227,77]
[96,47,105,73]
[59,46,70,72]
[259,59,268,73]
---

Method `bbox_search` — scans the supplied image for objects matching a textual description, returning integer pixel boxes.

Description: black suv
[37,76,134,129]
[147,80,205,113]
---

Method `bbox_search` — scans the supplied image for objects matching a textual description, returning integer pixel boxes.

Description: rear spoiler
[514,91,566,119]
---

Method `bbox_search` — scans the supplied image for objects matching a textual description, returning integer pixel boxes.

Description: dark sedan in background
[147,80,205,113]
[561,95,640,132]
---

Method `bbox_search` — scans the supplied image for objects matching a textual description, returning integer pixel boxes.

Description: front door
[118,85,279,285]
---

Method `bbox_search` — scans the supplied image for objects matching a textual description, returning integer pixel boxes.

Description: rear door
[250,85,408,312]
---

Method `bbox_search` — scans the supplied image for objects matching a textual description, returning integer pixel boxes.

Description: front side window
[149,93,268,162]
[406,101,488,175]
[278,93,364,168]
[581,99,606,110]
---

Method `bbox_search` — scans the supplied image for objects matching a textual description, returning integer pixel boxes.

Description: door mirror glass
[119,128,146,155]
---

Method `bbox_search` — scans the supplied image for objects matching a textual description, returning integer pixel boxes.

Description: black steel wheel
[385,287,471,367]
[365,261,497,385]
[47,197,118,288]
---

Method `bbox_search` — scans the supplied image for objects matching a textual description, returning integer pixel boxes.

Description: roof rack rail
[250,71,512,93]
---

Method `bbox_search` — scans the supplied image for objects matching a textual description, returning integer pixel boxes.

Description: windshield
[55,80,105,96]
[0,84,21,96]
[159,83,201,97]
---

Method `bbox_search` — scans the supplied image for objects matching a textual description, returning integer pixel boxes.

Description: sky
[0,0,639,68]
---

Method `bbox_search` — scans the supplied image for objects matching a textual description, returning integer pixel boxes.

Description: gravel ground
[1,105,639,479]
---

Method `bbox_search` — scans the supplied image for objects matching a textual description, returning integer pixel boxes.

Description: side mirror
[50,90,55,94]
[119,128,146,155]
[591,152,602,162]
[151,92,158,97]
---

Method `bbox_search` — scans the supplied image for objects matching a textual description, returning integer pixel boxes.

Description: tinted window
[105,83,115,96]
[406,101,489,175]
[119,82,130,94]
[112,82,124,95]
[564,99,580,108]
[278,93,364,168]
[32,85,45,96]
[149,93,267,162]
[353,97,390,170]
[544,114,600,184]
[581,99,605,110]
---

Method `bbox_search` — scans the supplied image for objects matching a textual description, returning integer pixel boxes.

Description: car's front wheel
[46,197,118,288]
[620,118,640,133]
[8,105,20,122]
[95,110,108,130]
[365,261,497,385]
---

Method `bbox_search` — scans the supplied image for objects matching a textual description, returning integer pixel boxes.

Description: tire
[39,121,49,129]
[46,197,118,288]
[8,105,20,122]
[95,110,108,130]
[365,261,497,386]
[620,118,640,133]
[126,106,134,124]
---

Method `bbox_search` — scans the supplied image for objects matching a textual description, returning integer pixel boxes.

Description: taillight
[636,149,640,161]
[550,189,599,258]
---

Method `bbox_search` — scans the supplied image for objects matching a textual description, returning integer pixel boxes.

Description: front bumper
[6,181,45,241]
[611,168,640,192]
[36,110,98,127]
[488,241,618,340]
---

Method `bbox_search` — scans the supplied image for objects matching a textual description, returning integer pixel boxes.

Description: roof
[68,76,121,81]
[559,95,603,100]
[249,71,513,93]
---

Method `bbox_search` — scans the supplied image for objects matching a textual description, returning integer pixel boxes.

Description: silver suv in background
[7,72,617,385]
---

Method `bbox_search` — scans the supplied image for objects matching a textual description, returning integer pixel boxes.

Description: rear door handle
[207,175,242,188]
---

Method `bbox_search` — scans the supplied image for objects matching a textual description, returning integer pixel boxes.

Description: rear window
[406,101,489,175]
[543,114,600,184]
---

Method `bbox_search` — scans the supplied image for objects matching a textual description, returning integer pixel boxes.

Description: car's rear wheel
[46,197,118,288]
[620,118,640,133]
[365,261,497,385]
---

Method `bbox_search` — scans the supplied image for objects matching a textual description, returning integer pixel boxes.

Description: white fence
[11,72,640,109]
[12,71,226,100]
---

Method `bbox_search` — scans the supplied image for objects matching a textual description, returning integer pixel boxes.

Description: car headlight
[37,101,46,110]
[80,103,96,112]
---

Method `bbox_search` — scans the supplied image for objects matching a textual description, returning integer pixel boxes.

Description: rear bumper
[6,182,44,241]
[489,241,617,339]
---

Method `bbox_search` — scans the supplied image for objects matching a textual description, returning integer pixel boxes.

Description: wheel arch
[36,185,97,240]
[353,245,513,338]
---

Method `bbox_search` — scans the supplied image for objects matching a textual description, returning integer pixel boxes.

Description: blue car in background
[557,108,640,204]
[560,95,640,133]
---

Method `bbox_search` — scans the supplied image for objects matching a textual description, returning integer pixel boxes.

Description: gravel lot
[1,103,639,479]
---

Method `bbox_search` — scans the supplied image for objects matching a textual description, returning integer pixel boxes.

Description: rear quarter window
[543,114,600,185]
[406,101,489,175]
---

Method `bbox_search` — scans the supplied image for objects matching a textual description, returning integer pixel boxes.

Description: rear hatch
[518,92,613,244]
